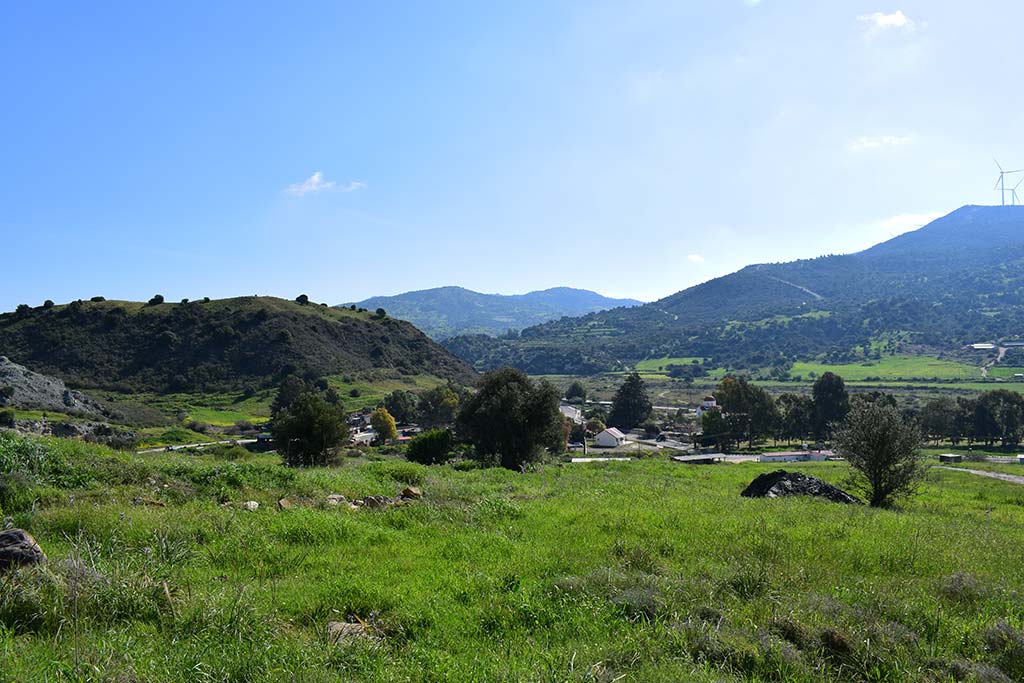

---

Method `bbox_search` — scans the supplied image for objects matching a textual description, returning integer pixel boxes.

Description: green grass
[634,357,709,372]
[5,432,1024,681]
[790,355,980,381]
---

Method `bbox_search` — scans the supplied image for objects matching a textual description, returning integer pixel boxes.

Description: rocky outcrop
[0,528,47,572]
[741,470,862,504]
[13,418,137,448]
[0,356,106,418]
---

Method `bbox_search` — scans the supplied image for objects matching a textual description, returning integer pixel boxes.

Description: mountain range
[443,205,1024,374]
[345,286,642,339]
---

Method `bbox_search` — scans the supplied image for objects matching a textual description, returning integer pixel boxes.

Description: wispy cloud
[283,173,367,197]
[876,211,942,235]
[846,135,911,152]
[857,10,916,35]
[687,254,705,263]
[284,171,335,196]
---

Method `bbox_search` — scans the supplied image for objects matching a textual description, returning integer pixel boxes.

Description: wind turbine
[994,158,1024,206]
[1012,177,1024,206]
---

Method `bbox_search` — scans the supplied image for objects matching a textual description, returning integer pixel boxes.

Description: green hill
[346,286,642,339]
[0,296,477,393]
[444,206,1024,374]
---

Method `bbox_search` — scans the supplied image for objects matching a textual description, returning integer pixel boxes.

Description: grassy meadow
[4,433,1024,681]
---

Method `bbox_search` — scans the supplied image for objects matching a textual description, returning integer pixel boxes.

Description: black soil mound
[741,469,862,504]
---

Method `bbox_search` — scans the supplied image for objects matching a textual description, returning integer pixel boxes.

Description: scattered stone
[325,494,348,507]
[400,486,422,500]
[361,495,391,509]
[0,528,47,572]
[740,470,862,504]
[327,620,379,645]
[242,501,260,511]
[277,498,294,511]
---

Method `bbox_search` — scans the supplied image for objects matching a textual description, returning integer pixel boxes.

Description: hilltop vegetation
[445,206,1024,375]
[4,432,1024,681]
[0,296,476,394]
[347,286,642,339]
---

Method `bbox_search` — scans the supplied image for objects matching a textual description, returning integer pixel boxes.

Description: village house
[696,396,719,419]
[594,427,626,448]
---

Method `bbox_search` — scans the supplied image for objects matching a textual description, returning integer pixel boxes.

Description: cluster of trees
[919,390,1024,447]
[701,372,851,450]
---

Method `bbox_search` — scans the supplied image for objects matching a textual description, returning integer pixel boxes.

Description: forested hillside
[445,206,1024,374]
[0,296,477,393]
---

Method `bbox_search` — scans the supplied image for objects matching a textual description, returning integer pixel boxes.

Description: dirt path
[981,346,1007,378]
[934,465,1024,485]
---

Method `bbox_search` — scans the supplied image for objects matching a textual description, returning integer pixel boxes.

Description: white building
[559,404,584,424]
[594,427,626,448]
[696,396,719,419]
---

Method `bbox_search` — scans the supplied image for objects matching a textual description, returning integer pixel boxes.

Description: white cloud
[846,135,911,152]
[339,180,367,192]
[284,171,335,196]
[687,254,705,263]
[857,10,916,35]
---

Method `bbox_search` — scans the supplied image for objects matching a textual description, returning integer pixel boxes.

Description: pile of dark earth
[741,469,862,504]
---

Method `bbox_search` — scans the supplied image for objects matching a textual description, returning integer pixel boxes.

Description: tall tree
[776,393,814,444]
[271,375,309,416]
[607,372,652,430]
[383,389,419,424]
[418,384,460,427]
[271,391,348,467]
[834,402,926,508]
[812,372,849,439]
[371,406,398,443]
[714,376,778,447]
[564,380,588,404]
[456,367,563,470]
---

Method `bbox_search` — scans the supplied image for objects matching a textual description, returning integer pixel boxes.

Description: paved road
[934,465,1024,486]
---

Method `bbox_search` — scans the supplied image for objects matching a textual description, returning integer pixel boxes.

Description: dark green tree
[271,375,309,416]
[384,390,419,423]
[406,428,453,465]
[419,384,460,427]
[295,294,310,305]
[812,372,850,439]
[700,409,732,451]
[607,372,652,430]
[713,376,778,447]
[776,393,814,443]
[564,380,588,404]
[920,397,958,444]
[834,402,926,507]
[456,367,563,470]
[271,391,349,467]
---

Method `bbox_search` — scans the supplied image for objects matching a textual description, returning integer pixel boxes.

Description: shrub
[89,296,105,302]
[406,429,453,465]
[42,300,55,308]
[147,294,165,306]
[349,388,361,398]
[0,409,15,427]
[295,294,309,305]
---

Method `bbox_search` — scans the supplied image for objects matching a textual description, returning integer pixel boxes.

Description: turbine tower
[994,158,1024,206]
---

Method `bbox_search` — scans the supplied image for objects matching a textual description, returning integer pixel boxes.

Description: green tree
[834,402,926,508]
[564,380,588,404]
[419,384,460,427]
[295,294,309,305]
[700,409,732,451]
[920,397,957,444]
[271,391,349,467]
[271,375,309,416]
[607,372,652,430]
[371,406,398,443]
[406,428,453,465]
[714,376,778,447]
[384,390,419,424]
[456,367,562,470]
[585,417,606,435]
[776,393,814,443]
[812,372,850,439]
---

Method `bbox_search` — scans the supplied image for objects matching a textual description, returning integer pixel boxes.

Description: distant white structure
[594,427,626,448]
[971,343,996,350]
[758,450,831,463]
[559,404,584,424]
[696,396,719,419]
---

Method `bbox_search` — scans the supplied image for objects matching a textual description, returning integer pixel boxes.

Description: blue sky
[3,1,1024,311]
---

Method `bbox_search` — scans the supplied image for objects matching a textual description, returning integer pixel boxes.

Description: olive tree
[456,367,562,470]
[834,402,926,508]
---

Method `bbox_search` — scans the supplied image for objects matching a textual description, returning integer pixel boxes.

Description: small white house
[594,427,626,448]
[696,396,719,419]
[559,404,584,424]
